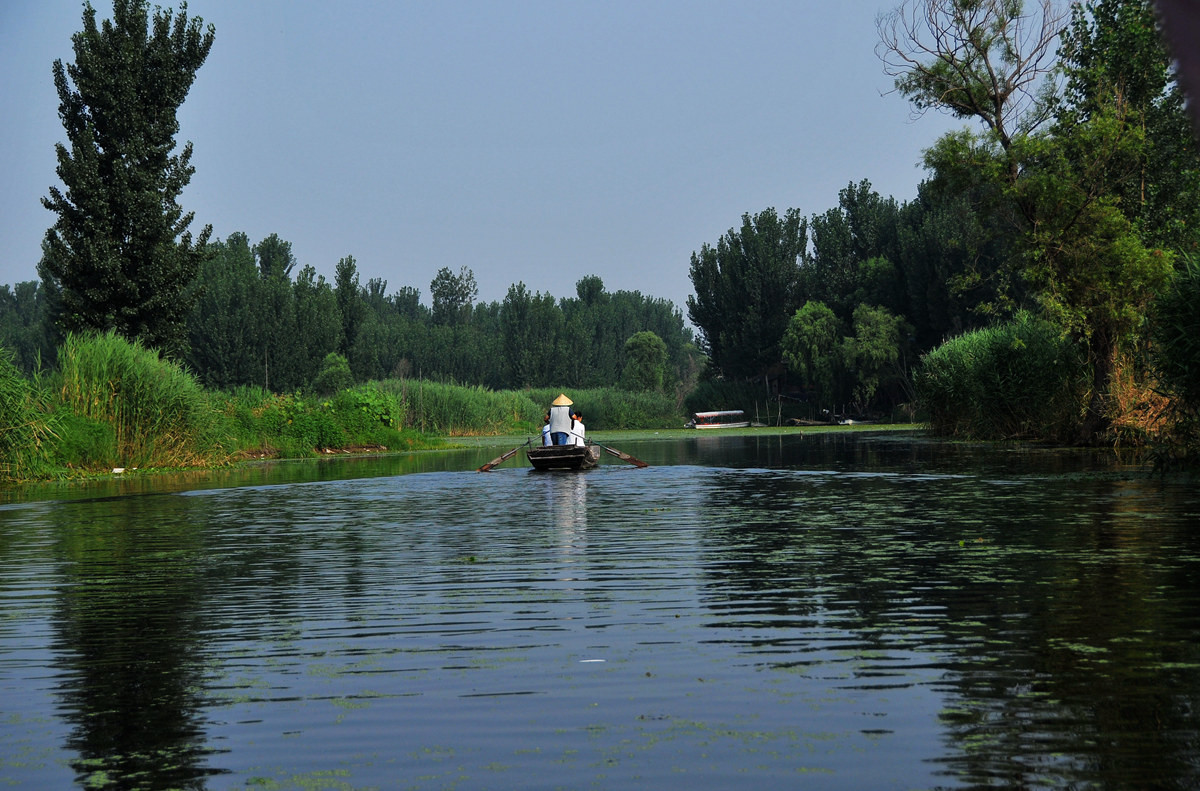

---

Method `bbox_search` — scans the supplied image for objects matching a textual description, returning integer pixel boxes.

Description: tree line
[687,0,1200,444]
[2,237,698,396]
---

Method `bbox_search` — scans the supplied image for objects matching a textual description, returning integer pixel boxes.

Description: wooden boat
[686,410,751,429]
[527,443,602,471]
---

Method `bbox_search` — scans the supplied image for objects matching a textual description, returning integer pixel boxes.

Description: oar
[595,441,649,468]
[478,441,527,472]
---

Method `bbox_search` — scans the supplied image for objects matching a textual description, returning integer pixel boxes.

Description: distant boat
[527,443,602,471]
[686,410,752,429]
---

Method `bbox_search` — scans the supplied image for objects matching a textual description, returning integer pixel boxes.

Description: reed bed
[916,313,1086,441]
[376,379,541,436]
[54,331,220,468]
[522,387,683,430]
[0,346,57,480]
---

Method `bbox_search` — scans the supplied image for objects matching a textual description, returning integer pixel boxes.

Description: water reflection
[46,494,225,788]
[3,432,1199,789]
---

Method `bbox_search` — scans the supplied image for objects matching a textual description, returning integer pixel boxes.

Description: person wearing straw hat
[548,394,573,445]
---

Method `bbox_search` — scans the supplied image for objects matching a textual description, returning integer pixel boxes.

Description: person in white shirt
[570,411,586,446]
[541,414,552,446]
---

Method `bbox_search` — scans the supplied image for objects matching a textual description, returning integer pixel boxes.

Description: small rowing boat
[527,443,602,471]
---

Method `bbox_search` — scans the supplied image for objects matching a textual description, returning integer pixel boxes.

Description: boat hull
[527,444,601,471]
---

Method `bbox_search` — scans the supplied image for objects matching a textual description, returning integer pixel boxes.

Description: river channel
[2,430,1198,789]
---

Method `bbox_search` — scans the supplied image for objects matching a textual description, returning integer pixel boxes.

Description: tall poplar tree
[40,0,215,357]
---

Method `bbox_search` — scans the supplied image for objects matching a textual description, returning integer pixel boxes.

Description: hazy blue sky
[1,0,963,315]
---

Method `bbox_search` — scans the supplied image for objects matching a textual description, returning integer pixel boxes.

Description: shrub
[313,352,354,395]
[1152,251,1200,410]
[915,312,1086,441]
[54,331,219,467]
[0,346,57,480]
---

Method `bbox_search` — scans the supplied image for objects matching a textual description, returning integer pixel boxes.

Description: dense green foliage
[39,0,214,357]
[1152,252,1200,412]
[181,247,698,396]
[916,313,1086,441]
[678,0,1200,445]
[0,347,57,480]
[54,330,217,467]
[0,329,687,481]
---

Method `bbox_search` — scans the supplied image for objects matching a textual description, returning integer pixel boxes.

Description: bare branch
[876,0,1068,148]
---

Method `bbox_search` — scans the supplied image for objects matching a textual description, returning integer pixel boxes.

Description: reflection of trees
[49,494,223,789]
[694,443,1200,788]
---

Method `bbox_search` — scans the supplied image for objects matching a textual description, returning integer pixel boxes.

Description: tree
[430,266,478,325]
[254,233,296,280]
[687,208,807,378]
[622,331,668,392]
[334,255,362,355]
[0,281,53,375]
[804,180,902,318]
[781,301,842,411]
[292,264,342,387]
[39,0,215,357]
[1056,0,1200,250]
[841,303,912,414]
[876,0,1066,165]
[312,352,353,395]
[500,282,562,388]
[186,233,259,389]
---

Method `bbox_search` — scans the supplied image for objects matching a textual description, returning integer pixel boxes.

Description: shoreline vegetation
[0,332,922,486]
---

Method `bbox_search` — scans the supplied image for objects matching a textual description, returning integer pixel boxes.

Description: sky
[0,0,964,316]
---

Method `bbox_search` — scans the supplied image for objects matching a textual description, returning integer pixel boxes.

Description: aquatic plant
[52,330,219,468]
[0,345,57,480]
[916,312,1086,441]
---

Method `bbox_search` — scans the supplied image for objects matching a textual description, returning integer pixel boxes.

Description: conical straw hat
[552,393,573,406]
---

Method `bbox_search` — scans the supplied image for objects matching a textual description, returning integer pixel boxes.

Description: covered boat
[686,410,751,429]
[527,443,602,471]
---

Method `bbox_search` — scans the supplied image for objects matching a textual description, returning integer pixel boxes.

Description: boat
[686,410,751,429]
[527,443,602,471]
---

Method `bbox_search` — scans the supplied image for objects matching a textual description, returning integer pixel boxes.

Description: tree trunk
[1077,328,1114,444]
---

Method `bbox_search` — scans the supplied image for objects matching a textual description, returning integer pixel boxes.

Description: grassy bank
[0,333,690,483]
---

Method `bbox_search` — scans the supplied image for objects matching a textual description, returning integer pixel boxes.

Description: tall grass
[0,346,57,481]
[376,379,541,435]
[54,331,220,468]
[915,312,1086,441]
[523,387,683,430]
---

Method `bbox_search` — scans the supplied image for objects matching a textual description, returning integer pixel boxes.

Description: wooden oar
[595,442,649,468]
[478,441,527,472]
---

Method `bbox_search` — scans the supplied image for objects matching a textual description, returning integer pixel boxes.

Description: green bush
[915,312,1085,441]
[312,352,354,395]
[1152,251,1200,410]
[47,413,115,469]
[54,330,220,467]
[0,346,57,480]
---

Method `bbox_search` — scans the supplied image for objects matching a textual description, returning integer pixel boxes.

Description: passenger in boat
[541,414,552,446]
[548,394,573,445]
[570,411,586,446]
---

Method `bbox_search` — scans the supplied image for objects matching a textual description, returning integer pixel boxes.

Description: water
[2,432,1199,789]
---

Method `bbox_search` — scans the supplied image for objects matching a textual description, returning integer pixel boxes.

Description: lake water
[2,431,1199,789]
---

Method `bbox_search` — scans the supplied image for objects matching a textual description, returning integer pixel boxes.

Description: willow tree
[40,0,215,357]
